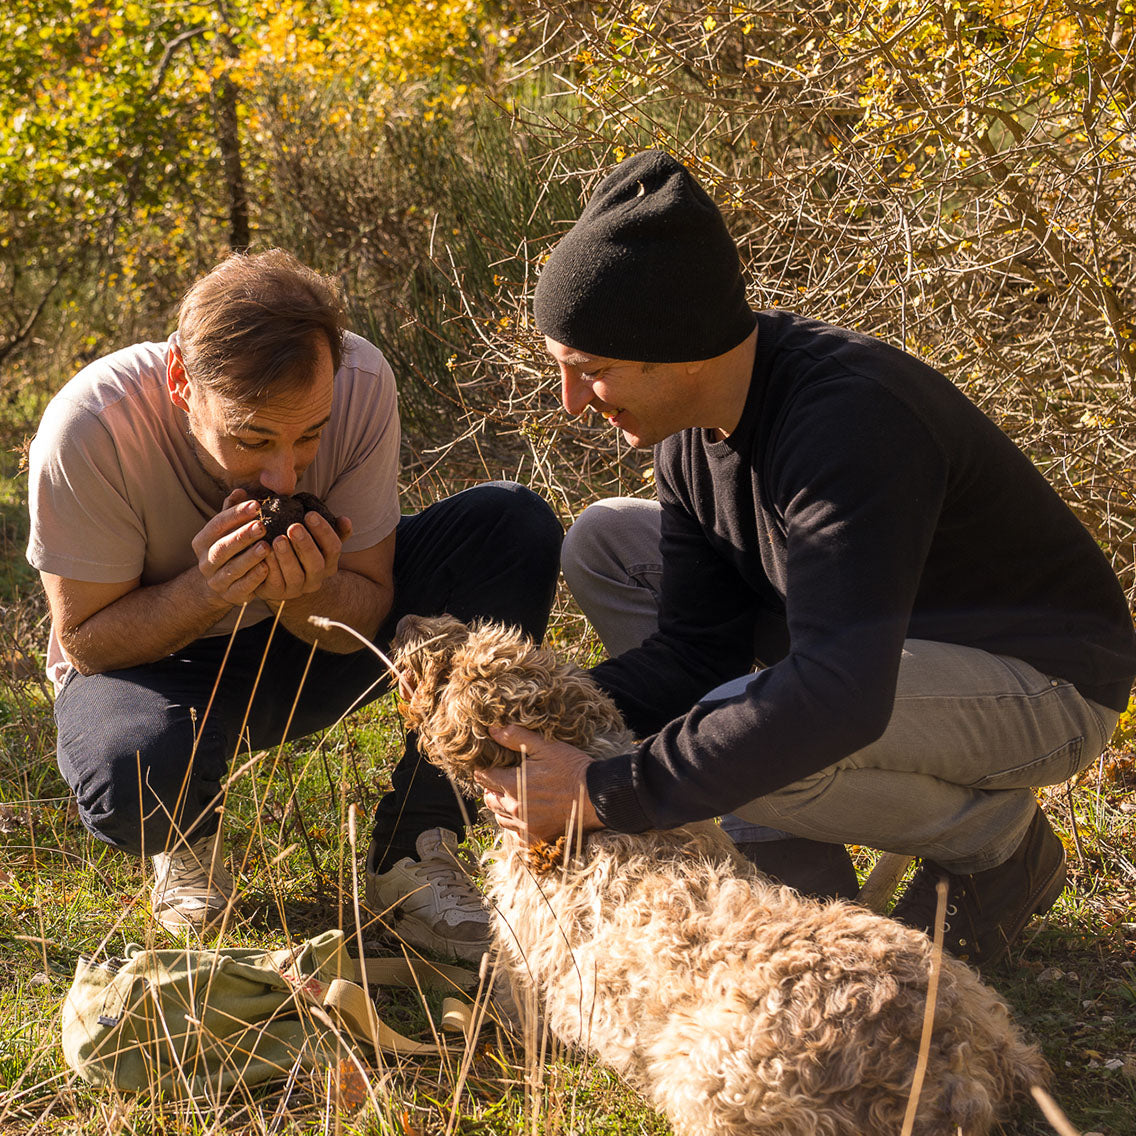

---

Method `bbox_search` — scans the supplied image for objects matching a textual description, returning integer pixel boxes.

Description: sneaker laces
[154,836,234,904]
[410,852,484,913]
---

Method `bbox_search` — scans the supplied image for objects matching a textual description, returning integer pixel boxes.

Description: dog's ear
[538,666,628,753]
[425,667,520,776]
[392,615,472,732]
[416,627,540,778]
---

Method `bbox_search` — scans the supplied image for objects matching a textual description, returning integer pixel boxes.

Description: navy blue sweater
[586,310,1136,833]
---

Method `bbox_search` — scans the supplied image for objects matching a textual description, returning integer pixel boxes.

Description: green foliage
[0,0,510,373]
[0,1,229,347]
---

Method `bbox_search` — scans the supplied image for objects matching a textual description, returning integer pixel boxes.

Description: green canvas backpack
[61,929,479,1097]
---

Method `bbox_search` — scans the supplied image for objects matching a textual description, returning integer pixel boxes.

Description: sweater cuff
[585,756,652,833]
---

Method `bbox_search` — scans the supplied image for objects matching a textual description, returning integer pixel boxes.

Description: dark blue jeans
[55,482,562,869]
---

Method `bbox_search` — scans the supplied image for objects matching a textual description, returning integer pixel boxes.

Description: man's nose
[561,369,593,417]
[257,452,298,495]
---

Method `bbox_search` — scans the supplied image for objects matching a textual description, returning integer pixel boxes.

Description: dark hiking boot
[890,805,1067,969]
[735,836,860,900]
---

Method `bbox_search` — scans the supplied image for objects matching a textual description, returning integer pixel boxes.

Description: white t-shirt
[27,330,401,689]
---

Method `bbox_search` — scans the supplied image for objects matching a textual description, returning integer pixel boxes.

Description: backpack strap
[295,954,481,1056]
[320,979,474,1056]
[350,955,478,992]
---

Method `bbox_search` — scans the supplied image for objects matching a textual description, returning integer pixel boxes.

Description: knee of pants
[456,481,564,598]
[474,480,563,559]
[562,497,660,597]
[60,718,227,855]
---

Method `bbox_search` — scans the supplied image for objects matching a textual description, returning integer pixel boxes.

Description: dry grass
[1,543,1134,1134]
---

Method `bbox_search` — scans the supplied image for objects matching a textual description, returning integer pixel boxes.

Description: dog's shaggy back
[392,613,1051,1136]
[488,826,1049,1136]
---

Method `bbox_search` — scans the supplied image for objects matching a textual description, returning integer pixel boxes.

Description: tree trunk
[214,72,250,251]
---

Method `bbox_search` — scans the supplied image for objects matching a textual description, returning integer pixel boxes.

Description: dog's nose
[393,614,423,647]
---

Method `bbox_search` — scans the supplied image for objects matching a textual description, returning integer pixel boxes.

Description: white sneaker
[151,830,236,933]
[366,828,491,963]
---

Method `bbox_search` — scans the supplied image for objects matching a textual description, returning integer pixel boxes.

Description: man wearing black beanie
[477,150,1136,970]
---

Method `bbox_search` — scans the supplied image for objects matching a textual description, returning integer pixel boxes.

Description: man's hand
[476,725,602,844]
[191,492,272,606]
[255,507,352,604]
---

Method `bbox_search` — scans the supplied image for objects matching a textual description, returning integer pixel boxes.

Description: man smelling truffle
[24,248,562,943]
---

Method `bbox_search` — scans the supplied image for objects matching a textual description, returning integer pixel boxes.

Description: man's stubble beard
[182,408,238,497]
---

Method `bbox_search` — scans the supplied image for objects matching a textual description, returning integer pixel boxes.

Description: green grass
[0,679,670,1135]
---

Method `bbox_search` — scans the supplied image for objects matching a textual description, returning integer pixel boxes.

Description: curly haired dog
[393,613,1049,1136]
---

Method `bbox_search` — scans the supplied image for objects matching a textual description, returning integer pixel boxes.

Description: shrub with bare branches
[415,1,1136,600]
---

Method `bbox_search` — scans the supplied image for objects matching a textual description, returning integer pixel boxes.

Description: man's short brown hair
[178,249,345,403]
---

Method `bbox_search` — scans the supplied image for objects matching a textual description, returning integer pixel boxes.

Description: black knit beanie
[534,151,756,363]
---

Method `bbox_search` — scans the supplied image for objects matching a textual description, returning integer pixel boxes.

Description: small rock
[1104,1058,1124,1071]
[29,972,50,988]
[1037,967,1064,983]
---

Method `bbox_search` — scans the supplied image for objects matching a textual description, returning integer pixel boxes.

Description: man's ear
[166,342,191,412]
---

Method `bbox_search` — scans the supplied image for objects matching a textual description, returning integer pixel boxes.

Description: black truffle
[249,488,338,541]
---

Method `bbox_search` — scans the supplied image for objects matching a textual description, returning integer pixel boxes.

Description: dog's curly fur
[392,614,1050,1136]
[395,613,633,794]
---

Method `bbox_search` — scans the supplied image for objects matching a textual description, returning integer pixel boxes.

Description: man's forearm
[267,569,393,653]
[60,570,236,674]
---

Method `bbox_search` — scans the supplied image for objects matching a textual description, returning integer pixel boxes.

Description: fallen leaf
[334,1059,370,1110]
[0,804,23,834]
